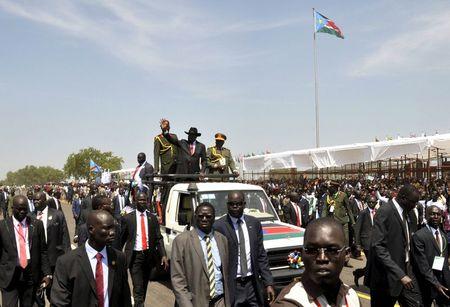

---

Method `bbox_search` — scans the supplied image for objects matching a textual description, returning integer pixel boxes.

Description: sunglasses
[302,246,347,258]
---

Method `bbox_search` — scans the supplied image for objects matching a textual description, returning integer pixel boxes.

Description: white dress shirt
[52,197,60,210]
[36,206,49,242]
[118,195,125,212]
[85,241,109,307]
[12,216,30,262]
[134,210,149,251]
[428,225,443,254]
[393,198,410,262]
[229,215,252,277]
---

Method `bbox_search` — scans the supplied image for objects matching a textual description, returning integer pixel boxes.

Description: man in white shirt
[119,192,168,307]
[51,210,131,306]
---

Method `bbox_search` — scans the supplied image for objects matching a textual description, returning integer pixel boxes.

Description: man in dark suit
[131,152,154,193]
[164,126,207,175]
[282,192,303,227]
[0,186,9,218]
[365,184,423,306]
[0,195,52,307]
[77,195,122,250]
[26,189,35,213]
[171,202,231,307]
[32,191,71,306]
[47,189,63,212]
[353,195,377,287]
[51,210,132,307]
[299,192,312,227]
[120,191,168,307]
[112,187,130,220]
[412,205,450,306]
[214,191,275,306]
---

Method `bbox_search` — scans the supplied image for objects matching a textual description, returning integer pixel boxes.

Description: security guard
[154,119,178,174]
[206,133,239,176]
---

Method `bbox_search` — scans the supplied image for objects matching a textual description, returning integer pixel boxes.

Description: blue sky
[1,0,449,179]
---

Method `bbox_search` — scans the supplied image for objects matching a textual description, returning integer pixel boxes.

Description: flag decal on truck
[262,224,304,241]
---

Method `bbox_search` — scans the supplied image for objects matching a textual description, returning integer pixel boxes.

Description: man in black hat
[164,126,207,175]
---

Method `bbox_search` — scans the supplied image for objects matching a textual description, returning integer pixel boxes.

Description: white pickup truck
[159,181,305,289]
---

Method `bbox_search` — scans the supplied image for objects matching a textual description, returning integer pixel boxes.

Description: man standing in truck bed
[154,119,178,175]
[206,133,239,177]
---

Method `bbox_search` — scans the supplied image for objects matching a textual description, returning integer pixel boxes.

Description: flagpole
[313,8,320,148]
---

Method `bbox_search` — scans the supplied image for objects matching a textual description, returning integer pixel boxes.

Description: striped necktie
[205,235,216,299]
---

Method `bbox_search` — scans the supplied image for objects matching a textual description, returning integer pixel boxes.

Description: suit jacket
[47,197,62,212]
[365,200,417,296]
[112,195,130,220]
[119,211,166,267]
[164,133,207,174]
[299,197,311,226]
[0,191,9,209]
[171,229,230,307]
[50,245,131,307]
[412,226,450,300]
[31,207,71,268]
[354,208,374,251]
[214,215,273,306]
[0,216,51,288]
[72,198,81,218]
[282,202,301,227]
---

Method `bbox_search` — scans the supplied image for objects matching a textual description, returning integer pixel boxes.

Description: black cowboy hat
[185,127,201,136]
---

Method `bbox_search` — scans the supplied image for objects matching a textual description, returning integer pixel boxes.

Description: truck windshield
[198,190,277,221]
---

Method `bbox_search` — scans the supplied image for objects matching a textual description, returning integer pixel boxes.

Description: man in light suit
[412,205,450,306]
[163,126,207,175]
[214,191,275,306]
[51,210,132,307]
[171,202,230,307]
[120,191,168,307]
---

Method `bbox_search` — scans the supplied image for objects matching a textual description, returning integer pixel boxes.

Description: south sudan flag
[315,11,344,39]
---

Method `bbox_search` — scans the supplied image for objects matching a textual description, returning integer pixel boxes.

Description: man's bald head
[87,210,112,229]
[12,195,29,221]
[87,210,115,250]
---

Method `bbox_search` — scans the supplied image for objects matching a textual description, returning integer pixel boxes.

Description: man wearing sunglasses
[214,191,275,306]
[272,217,360,306]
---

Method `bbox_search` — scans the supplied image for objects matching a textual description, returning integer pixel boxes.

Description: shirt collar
[85,240,107,260]
[196,227,213,240]
[428,225,440,234]
[12,216,27,227]
[229,214,244,225]
[392,198,404,216]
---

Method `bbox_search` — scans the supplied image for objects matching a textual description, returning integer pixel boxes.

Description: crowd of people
[0,119,449,307]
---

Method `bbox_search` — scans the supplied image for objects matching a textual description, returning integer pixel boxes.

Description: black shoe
[353,271,360,287]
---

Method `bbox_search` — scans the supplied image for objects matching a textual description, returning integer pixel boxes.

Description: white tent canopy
[242,133,450,172]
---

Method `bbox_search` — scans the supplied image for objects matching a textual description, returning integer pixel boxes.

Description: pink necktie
[17,223,27,269]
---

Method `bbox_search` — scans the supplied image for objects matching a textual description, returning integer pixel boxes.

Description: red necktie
[17,223,28,269]
[190,144,195,155]
[132,165,140,179]
[95,253,104,307]
[141,213,148,250]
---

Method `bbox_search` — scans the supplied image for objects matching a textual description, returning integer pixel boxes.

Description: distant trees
[4,165,65,186]
[63,147,123,179]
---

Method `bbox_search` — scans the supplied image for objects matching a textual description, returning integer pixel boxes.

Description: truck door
[164,192,196,258]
